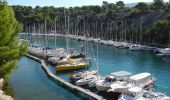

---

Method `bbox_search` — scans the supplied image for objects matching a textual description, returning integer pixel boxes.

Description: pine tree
[0,1,27,78]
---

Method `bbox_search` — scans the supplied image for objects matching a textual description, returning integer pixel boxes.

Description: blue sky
[8,0,168,8]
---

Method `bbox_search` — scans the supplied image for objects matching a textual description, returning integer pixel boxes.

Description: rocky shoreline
[0,78,13,100]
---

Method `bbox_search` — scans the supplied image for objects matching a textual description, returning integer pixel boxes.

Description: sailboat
[69,21,100,81]
[56,15,90,71]
[75,38,100,86]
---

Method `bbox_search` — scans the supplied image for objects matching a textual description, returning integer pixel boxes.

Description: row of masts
[25,17,145,44]
[24,7,170,48]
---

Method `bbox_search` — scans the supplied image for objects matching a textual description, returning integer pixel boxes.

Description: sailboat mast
[116,22,117,42]
[140,16,143,44]
[97,36,99,77]
[66,16,70,52]
[34,23,36,44]
[84,20,87,54]
[64,8,69,52]
[169,30,170,48]
[136,22,138,44]
[132,19,134,43]
[125,21,127,42]
[54,17,57,48]
[45,19,47,48]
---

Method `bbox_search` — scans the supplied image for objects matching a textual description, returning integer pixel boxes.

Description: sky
[8,0,168,8]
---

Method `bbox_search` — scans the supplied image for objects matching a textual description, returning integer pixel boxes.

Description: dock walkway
[26,54,103,100]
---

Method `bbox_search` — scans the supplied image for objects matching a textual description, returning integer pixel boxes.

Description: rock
[0,78,4,89]
[0,78,14,100]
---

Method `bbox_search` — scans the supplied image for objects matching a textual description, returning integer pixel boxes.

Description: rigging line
[89,41,97,68]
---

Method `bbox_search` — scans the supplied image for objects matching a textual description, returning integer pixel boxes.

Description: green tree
[135,2,149,12]
[149,19,169,44]
[116,1,125,8]
[102,1,109,13]
[0,1,28,78]
[153,0,164,9]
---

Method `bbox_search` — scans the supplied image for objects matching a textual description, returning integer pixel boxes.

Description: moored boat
[128,72,155,89]
[69,70,98,81]
[129,44,144,51]
[96,71,132,92]
[75,75,98,86]
[157,48,170,57]
[56,61,90,71]
[96,75,116,91]
[118,87,170,100]
[109,72,155,96]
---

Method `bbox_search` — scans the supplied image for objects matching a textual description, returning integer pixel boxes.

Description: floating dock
[26,54,103,100]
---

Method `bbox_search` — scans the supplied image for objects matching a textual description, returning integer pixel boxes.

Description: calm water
[9,57,82,100]
[9,35,170,100]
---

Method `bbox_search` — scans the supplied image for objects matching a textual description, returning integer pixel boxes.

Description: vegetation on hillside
[12,0,170,46]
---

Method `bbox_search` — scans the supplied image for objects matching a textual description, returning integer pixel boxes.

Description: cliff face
[99,10,170,46]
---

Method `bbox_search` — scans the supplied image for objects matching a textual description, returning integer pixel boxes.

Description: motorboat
[129,44,144,51]
[109,72,155,96]
[118,87,144,100]
[128,72,155,89]
[109,81,133,93]
[157,48,170,57]
[75,75,98,86]
[96,75,117,91]
[69,70,98,81]
[96,71,132,92]
[118,87,170,100]
[88,76,105,88]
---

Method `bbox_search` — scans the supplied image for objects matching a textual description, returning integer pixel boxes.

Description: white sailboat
[76,37,100,86]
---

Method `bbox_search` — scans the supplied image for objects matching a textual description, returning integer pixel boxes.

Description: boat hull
[88,81,96,88]
[76,80,92,86]
[56,63,90,71]
[69,70,97,81]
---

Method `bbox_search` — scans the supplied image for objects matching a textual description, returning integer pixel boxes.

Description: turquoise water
[9,35,170,100]
[9,57,82,100]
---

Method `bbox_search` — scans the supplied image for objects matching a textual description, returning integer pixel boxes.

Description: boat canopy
[111,71,132,77]
[129,72,151,81]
